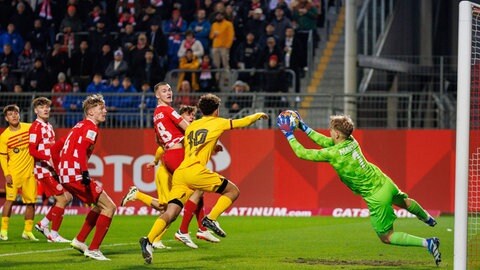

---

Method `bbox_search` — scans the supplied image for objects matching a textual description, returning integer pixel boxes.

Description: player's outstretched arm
[231,112,268,129]
[295,111,334,148]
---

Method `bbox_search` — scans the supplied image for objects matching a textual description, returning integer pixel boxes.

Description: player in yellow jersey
[139,94,268,264]
[0,105,38,241]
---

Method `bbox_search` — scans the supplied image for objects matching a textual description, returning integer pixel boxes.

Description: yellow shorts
[155,165,172,205]
[169,164,224,205]
[5,172,37,204]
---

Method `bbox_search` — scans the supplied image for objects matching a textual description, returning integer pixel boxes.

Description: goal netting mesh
[469,6,480,269]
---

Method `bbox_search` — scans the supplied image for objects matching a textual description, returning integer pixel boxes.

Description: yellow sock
[24,219,34,232]
[153,228,167,242]
[209,196,233,220]
[1,217,9,232]
[147,218,166,243]
[136,191,154,207]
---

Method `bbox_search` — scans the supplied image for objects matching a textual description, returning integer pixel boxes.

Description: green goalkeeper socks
[389,232,424,247]
[406,199,429,221]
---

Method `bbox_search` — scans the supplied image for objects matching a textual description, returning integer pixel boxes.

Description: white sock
[40,217,50,227]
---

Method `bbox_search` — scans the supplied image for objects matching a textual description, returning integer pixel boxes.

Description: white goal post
[456,1,480,270]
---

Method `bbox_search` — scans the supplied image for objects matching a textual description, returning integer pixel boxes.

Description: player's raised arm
[295,111,334,148]
[231,112,268,129]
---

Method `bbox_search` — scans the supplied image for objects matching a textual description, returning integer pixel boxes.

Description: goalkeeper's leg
[393,196,437,227]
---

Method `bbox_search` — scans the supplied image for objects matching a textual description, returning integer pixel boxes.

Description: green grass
[0,215,453,269]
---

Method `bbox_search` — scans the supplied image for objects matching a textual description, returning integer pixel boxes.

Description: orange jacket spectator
[209,13,235,49]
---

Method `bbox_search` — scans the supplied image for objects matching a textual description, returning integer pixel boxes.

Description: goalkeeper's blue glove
[294,111,313,134]
[276,114,295,140]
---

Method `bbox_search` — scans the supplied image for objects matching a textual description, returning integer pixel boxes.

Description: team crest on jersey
[56,184,63,191]
[13,148,19,153]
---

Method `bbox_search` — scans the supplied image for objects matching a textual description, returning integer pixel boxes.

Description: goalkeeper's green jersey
[288,130,387,197]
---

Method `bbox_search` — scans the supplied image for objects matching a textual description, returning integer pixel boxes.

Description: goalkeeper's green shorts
[363,178,408,235]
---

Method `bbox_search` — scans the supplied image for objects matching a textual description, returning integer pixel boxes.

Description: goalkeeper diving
[277,111,441,266]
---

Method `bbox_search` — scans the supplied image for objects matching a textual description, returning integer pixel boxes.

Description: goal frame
[456,1,477,269]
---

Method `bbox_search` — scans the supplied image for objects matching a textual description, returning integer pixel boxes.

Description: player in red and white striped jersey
[28,97,73,243]
[58,94,116,261]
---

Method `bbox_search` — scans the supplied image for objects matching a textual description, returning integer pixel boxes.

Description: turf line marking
[0,242,133,257]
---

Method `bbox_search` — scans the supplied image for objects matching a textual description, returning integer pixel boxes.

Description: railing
[0,91,454,129]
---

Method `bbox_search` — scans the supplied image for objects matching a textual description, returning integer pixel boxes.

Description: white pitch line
[0,242,134,257]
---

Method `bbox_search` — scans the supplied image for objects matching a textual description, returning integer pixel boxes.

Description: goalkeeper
[277,113,441,266]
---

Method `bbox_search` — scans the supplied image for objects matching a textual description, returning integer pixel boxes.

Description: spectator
[138,81,157,115]
[88,17,111,55]
[175,80,195,106]
[149,0,172,21]
[117,10,136,31]
[136,4,160,31]
[0,63,17,92]
[234,32,260,91]
[63,82,84,127]
[257,36,282,68]
[46,42,68,78]
[244,8,266,44]
[166,33,182,70]
[258,23,280,51]
[86,73,107,93]
[27,19,49,57]
[51,72,72,113]
[270,7,292,42]
[0,44,18,69]
[172,0,197,23]
[70,40,94,86]
[105,49,129,80]
[269,0,293,19]
[132,50,164,89]
[128,33,151,74]
[291,0,319,44]
[116,0,141,18]
[10,2,33,39]
[178,49,200,92]
[163,9,187,35]
[105,76,122,114]
[35,0,59,47]
[0,23,24,55]
[188,9,211,52]
[12,84,30,108]
[17,41,37,72]
[177,30,204,59]
[117,23,136,51]
[86,5,105,31]
[25,58,50,92]
[147,18,168,62]
[199,54,218,92]
[93,43,114,77]
[59,5,84,33]
[262,54,289,108]
[113,76,139,127]
[209,12,234,83]
[225,80,253,114]
[281,26,304,92]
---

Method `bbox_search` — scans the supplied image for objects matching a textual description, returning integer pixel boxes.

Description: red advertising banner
[1,129,456,215]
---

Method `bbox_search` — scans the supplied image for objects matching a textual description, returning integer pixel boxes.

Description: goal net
[457,2,480,269]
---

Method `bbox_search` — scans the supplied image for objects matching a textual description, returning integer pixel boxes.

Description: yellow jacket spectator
[209,13,235,49]
[178,49,200,91]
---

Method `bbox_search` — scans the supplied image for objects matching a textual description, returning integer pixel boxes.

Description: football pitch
[0,215,453,269]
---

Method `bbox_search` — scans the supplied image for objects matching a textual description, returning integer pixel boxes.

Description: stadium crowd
[0,0,327,113]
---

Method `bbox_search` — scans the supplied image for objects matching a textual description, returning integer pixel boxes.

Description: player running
[29,97,73,243]
[0,105,38,241]
[139,93,268,264]
[277,112,441,266]
[58,94,116,261]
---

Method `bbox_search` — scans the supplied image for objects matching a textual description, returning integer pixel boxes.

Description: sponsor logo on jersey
[13,148,19,153]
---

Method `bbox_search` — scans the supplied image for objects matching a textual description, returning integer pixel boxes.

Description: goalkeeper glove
[276,114,295,140]
[81,171,91,186]
[294,111,313,134]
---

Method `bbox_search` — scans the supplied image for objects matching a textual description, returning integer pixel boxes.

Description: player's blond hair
[82,94,105,115]
[2,104,19,115]
[198,94,221,116]
[32,97,52,108]
[330,115,354,138]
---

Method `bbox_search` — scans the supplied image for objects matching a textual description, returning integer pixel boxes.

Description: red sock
[46,206,54,221]
[77,210,100,242]
[50,206,65,232]
[179,200,197,233]
[89,214,112,250]
[196,197,207,231]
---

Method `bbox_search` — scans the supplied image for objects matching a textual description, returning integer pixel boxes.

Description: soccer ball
[277,110,300,131]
